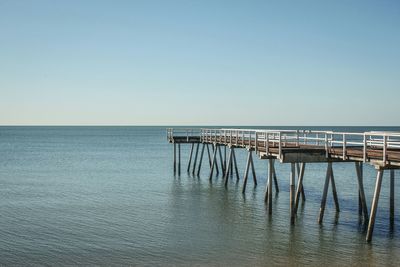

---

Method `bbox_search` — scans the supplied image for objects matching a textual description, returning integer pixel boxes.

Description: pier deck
[167,128,400,242]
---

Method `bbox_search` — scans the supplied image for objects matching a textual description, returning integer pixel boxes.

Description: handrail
[167,128,400,165]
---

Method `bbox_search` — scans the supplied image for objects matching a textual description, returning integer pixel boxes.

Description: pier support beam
[192,143,200,175]
[265,158,274,214]
[232,148,240,181]
[296,163,306,201]
[209,144,220,175]
[318,162,340,224]
[173,143,176,174]
[366,169,384,242]
[265,159,279,199]
[272,160,279,193]
[224,147,233,186]
[242,149,256,193]
[209,144,218,181]
[206,144,212,168]
[196,143,206,176]
[290,163,296,224]
[178,144,181,175]
[294,163,306,214]
[355,162,369,222]
[390,169,395,224]
[218,145,226,176]
[187,143,194,172]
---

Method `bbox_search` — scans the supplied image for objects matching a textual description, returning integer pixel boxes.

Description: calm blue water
[0,126,399,266]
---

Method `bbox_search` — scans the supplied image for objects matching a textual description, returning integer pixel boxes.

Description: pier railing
[168,128,400,166]
[167,128,202,142]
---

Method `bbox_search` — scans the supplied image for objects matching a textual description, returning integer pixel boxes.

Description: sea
[0,126,399,266]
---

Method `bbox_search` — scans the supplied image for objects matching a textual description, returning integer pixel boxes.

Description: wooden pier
[167,128,400,242]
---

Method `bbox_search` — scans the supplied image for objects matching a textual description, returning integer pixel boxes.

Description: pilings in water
[366,168,396,242]
[318,162,340,224]
[264,158,280,214]
[366,169,384,242]
[187,143,194,172]
[290,163,296,224]
[355,162,369,222]
[223,146,240,186]
[242,149,257,193]
[294,163,306,214]
[169,129,398,242]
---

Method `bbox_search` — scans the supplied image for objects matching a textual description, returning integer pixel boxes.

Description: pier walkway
[167,128,400,242]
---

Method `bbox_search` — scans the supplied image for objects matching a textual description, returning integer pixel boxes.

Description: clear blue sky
[0,0,399,125]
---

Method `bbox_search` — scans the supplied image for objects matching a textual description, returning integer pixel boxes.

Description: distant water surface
[0,126,399,266]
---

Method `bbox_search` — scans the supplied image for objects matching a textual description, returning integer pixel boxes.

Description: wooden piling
[224,147,233,187]
[178,143,181,175]
[290,163,296,224]
[224,146,227,171]
[206,144,212,168]
[272,159,279,193]
[196,144,206,176]
[265,158,273,214]
[357,163,363,216]
[230,151,233,177]
[187,143,194,172]
[173,143,176,174]
[192,143,200,175]
[294,163,305,214]
[296,163,306,201]
[218,145,226,176]
[330,165,340,212]
[232,148,240,181]
[209,144,218,181]
[390,169,395,223]
[250,150,257,186]
[212,144,220,175]
[366,169,384,242]
[355,162,369,222]
[242,150,252,193]
[318,162,332,224]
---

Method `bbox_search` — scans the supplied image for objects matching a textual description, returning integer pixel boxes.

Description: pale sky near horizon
[0,0,399,126]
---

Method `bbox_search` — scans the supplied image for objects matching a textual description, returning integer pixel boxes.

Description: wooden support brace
[318,162,332,224]
[210,145,220,175]
[209,144,218,181]
[232,148,240,181]
[290,163,296,224]
[355,162,369,222]
[272,159,279,193]
[224,147,233,187]
[294,163,306,214]
[196,143,206,176]
[265,158,273,214]
[249,150,257,186]
[242,150,252,193]
[358,162,363,216]
[296,163,306,201]
[224,146,227,171]
[206,144,212,168]
[330,164,340,212]
[230,151,233,178]
[178,144,181,175]
[192,143,200,175]
[366,169,384,242]
[187,143,194,172]
[218,145,226,176]
[390,169,395,224]
[173,143,176,174]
